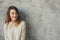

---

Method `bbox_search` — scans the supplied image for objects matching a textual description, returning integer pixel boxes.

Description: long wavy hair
[5,6,22,27]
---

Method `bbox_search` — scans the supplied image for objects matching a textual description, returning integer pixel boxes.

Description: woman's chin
[12,18,17,21]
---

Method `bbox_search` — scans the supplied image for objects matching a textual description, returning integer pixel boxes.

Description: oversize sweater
[4,21,26,40]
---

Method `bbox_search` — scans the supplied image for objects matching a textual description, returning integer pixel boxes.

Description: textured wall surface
[0,0,60,40]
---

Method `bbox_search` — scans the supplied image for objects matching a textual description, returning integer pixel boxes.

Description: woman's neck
[11,20,16,23]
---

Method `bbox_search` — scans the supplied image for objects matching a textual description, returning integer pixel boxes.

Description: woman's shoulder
[20,20,26,28]
[21,20,25,23]
[21,20,26,25]
[4,23,7,30]
[19,20,26,27]
[4,23,7,27]
[4,22,11,28]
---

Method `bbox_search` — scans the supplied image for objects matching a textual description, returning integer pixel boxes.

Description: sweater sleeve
[4,24,8,40]
[21,21,26,40]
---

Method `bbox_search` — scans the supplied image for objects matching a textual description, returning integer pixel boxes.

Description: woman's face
[10,9,18,22]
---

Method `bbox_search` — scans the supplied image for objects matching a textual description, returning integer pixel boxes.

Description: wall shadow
[19,9,36,40]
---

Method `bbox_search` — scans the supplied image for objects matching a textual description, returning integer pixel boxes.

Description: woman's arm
[4,24,8,40]
[21,21,26,40]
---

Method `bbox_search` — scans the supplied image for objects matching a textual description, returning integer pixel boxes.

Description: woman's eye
[15,12,17,14]
[15,13,18,15]
[12,13,14,14]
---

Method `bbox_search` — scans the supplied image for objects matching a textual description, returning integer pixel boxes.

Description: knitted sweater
[4,21,26,40]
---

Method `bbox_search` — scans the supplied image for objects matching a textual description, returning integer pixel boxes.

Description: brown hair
[5,6,22,27]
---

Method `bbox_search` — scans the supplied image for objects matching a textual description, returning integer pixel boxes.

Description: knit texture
[4,21,26,40]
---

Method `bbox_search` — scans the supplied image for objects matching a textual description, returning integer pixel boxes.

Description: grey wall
[0,0,60,40]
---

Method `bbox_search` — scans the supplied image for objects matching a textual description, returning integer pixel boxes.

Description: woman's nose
[14,13,16,17]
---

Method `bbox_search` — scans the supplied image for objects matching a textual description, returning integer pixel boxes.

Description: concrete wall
[0,0,60,40]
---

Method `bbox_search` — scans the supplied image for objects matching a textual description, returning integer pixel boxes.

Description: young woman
[4,6,26,40]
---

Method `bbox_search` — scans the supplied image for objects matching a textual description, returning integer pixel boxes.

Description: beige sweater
[4,21,26,40]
